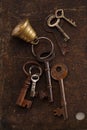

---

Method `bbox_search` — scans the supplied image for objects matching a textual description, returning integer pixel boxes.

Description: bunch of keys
[16,61,42,108]
[32,37,55,102]
[47,9,77,42]
[51,63,68,120]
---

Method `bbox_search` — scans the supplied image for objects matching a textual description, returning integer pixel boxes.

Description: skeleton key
[47,15,70,41]
[55,9,77,27]
[39,52,55,102]
[30,74,40,97]
[51,63,68,120]
[16,76,32,108]
[32,37,55,102]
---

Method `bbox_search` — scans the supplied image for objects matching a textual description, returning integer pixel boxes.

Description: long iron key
[16,76,32,108]
[47,15,70,41]
[55,9,77,27]
[30,74,40,97]
[51,63,68,120]
[39,52,55,102]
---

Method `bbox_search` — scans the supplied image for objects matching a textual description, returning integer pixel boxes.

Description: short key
[55,9,77,27]
[16,76,32,108]
[30,74,40,97]
[47,15,70,41]
[51,63,68,120]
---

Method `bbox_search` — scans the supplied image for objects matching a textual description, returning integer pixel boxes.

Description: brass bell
[12,19,38,44]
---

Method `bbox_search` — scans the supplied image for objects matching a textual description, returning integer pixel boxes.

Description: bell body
[12,19,38,44]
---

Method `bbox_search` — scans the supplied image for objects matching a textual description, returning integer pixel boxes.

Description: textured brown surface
[0,0,87,130]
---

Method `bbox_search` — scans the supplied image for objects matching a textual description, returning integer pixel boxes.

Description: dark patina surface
[0,0,87,130]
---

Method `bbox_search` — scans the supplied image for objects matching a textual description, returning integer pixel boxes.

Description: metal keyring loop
[29,65,42,77]
[32,36,54,60]
[23,61,41,76]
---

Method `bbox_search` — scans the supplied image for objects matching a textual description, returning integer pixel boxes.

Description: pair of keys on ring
[47,9,77,41]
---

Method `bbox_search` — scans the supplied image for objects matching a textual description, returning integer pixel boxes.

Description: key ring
[29,65,42,77]
[32,36,54,60]
[47,14,60,27]
[23,61,41,76]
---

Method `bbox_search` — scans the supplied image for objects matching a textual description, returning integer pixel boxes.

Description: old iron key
[32,37,55,102]
[16,76,32,108]
[47,15,70,41]
[43,53,55,102]
[51,63,68,120]
[55,9,77,27]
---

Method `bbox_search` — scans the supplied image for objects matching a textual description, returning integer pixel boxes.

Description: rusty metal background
[0,0,87,130]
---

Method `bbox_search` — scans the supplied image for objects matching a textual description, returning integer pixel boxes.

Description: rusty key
[51,63,68,119]
[16,76,32,108]
[16,61,41,108]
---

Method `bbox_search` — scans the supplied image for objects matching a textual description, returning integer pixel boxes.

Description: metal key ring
[23,61,41,76]
[32,36,54,60]
[47,15,60,27]
[29,65,42,77]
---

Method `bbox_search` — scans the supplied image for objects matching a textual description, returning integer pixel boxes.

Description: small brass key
[51,63,68,120]
[55,9,77,27]
[47,15,70,41]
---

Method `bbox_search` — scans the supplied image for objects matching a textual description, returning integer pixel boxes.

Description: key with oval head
[47,15,70,41]
[30,74,40,97]
[39,52,55,102]
[51,63,68,120]
[55,9,77,27]
[32,37,55,102]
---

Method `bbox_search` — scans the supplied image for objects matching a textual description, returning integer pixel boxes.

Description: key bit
[21,99,32,108]
[39,90,48,100]
[54,107,64,116]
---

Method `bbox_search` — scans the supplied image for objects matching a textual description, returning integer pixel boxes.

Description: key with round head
[47,15,70,41]
[55,9,77,27]
[30,74,40,97]
[51,63,68,120]
[32,37,55,102]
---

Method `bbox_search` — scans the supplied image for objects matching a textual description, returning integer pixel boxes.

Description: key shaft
[56,24,70,41]
[59,79,68,119]
[45,61,53,102]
